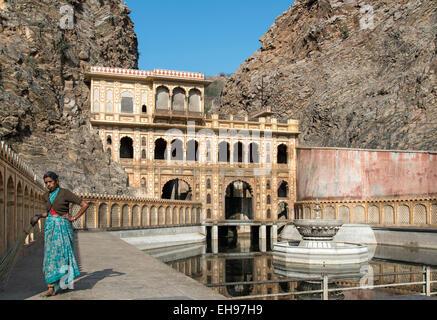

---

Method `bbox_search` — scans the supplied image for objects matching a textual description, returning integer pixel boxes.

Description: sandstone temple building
[85,66,299,238]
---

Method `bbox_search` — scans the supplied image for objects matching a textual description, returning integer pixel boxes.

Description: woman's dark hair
[43,171,59,181]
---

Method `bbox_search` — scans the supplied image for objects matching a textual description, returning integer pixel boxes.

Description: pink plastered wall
[296,148,437,201]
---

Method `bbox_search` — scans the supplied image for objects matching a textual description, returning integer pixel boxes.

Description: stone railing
[294,197,437,227]
[0,141,46,258]
[0,141,44,189]
[206,114,299,133]
[88,66,205,80]
[153,109,204,120]
[71,193,203,230]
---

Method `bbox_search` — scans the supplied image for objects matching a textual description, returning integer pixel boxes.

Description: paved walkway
[0,231,225,300]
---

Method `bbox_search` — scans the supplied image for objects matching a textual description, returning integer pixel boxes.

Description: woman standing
[31,171,89,297]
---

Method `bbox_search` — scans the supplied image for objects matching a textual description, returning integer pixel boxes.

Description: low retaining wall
[145,243,206,263]
[110,226,206,250]
[373,227,437,250]
[373,244,437,266]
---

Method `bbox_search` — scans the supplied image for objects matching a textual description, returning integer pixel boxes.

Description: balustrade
[71,193,203,230]
[295,197,437,227]
[0,141,45,258]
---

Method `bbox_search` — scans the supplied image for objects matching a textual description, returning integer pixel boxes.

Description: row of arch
[93,87,202,114]
[204,180,289,200]
[297,203,437,225]
[0,171,45,257]
[117,136,289,164]
[73,202,202,229]
[156,86,202,113]
[204,202,289,220]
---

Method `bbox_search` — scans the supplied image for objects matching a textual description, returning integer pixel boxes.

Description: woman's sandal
[40,285,56,297]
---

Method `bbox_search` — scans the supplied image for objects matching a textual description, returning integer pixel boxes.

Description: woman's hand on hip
[63,215,75,222]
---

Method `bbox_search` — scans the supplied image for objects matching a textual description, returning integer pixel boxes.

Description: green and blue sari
[43,187,80,292]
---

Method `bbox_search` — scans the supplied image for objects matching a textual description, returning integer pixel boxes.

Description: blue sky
[124,0,294,76]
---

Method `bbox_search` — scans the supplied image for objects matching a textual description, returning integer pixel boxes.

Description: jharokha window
[155,86,169,110]
[172,88,185,111]
[106,89,113,113]
[188,89,201,112]
[93,88,100,112]
[121,91,134,113]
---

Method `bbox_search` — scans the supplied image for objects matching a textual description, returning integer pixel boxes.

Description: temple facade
[85,66,300,229]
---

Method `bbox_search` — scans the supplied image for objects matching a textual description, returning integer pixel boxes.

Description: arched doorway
[154,138,167,160]
[162,179,192,200]
[170,139,183,161]
[278,181,289,198]
[277,144,288,164]
[225,180,253,220]
[120,137,133,159]
[186,140,199,162]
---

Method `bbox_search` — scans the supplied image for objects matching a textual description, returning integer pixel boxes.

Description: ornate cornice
[85,66,211,84]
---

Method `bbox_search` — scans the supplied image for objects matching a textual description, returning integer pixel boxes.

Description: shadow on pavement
[71,268,125,291]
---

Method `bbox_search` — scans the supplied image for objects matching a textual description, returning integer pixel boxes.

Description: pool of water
[144,237,437,300]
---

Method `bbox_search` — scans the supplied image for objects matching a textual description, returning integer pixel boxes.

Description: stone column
[212,225,218,254]
[271,224,278,244]
[200,225,206,236]
[166,140,171,161]
[259,225,266,252]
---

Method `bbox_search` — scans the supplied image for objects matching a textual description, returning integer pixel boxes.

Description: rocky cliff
[205,74,230,115]
[219,0,437,151]
[0,0,138,194]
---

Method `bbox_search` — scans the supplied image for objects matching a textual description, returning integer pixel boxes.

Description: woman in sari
[31,171,89,297]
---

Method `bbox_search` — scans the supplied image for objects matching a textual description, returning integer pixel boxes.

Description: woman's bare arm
[72,200,89,222]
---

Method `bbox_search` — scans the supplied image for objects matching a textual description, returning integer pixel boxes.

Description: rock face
[204,74,230,115]
[219,0,437,151]
[0,0,138,194]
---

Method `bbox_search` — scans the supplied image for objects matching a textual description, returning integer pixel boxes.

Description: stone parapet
[0,140,46,258]
[71,193,203,230]
[0,141,44,189]
[295,197,437,227]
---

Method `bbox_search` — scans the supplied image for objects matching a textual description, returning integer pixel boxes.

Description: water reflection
[146,237,437,300]
[225,258,254,297]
